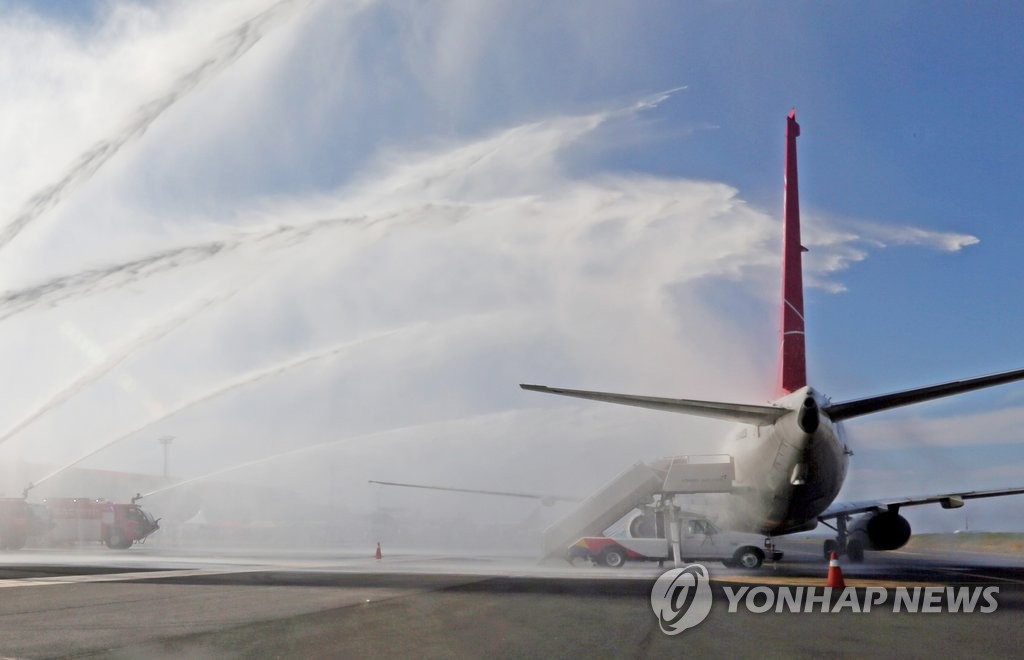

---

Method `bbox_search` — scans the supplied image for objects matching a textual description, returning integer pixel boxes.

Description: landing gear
[846,538,864,563]
[819,514,862,562]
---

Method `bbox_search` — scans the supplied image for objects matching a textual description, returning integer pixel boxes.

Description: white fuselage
[720,387,849,535]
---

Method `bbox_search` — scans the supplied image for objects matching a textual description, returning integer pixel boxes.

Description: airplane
[519,109,1024,561]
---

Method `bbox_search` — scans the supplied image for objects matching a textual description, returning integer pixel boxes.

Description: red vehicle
[0,498,43,550]
[0,497,159,550]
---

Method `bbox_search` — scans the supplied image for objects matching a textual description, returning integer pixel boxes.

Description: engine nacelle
[849,511,911,551]
[776,518,819,535]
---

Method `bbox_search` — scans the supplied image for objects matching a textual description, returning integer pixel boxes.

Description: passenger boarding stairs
[542,455,735,558]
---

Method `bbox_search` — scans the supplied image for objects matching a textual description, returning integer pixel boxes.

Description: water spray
[135,407,542,500]
[24,322,417,492]
[0,0,309,253]
[0,291,236,448]
[0,213,373,324]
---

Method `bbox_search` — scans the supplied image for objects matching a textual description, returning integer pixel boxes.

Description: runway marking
[0,568,261,589]
[0,579,69,589]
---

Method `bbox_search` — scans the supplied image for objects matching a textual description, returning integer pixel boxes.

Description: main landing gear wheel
[823,539,839,561]
[600,547,626,568]
[846,538,865,563]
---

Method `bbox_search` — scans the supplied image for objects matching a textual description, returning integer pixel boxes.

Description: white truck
[567,513,782,569]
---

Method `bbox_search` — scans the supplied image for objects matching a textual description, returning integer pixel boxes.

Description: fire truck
[0,497,159,550]
[0,498,42,550]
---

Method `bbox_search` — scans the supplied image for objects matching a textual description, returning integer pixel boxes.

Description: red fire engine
[0,497,159,550]
[0,498,39,550]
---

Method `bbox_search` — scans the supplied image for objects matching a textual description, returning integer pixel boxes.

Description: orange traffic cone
[826,551,845,588]
[375,542,382,560]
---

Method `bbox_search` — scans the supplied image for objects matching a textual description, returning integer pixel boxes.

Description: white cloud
[849,406,1024,451]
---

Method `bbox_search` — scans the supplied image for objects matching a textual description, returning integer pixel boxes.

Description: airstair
[542,455,736,558]
[543,462,666,557]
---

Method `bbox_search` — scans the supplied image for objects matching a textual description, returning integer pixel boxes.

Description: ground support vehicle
[0,497,159,550]
[568,511,782,569]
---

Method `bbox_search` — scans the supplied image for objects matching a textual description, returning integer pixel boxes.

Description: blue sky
[0,0,1022,535]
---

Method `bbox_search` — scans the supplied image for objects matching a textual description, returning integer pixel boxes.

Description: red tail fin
[778,109,806,394]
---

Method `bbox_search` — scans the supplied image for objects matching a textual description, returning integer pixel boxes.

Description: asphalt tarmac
[2,539,1024,658]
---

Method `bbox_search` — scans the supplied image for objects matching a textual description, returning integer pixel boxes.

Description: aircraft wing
[519,384,788,424]
[819,486,1024,520]
[368,480,580,505]
[823,366,1024,421]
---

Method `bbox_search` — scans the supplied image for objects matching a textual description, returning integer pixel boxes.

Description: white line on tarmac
[0,568,263,589]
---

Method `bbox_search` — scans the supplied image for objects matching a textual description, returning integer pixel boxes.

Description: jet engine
[848,511,911,551]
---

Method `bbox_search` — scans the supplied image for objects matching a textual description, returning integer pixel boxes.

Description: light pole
[159,435,175,479]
